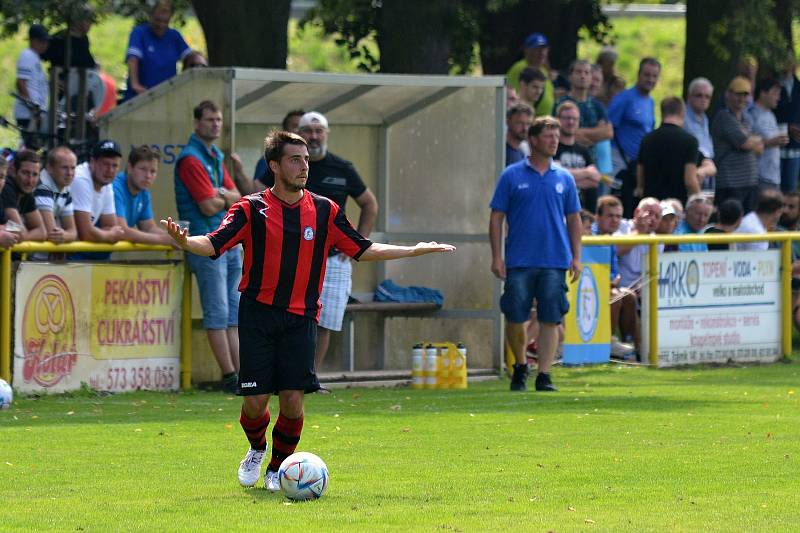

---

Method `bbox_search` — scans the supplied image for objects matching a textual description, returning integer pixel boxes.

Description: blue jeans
[500,267,569,324]
[186,247,242,329]
[781,157,800,193]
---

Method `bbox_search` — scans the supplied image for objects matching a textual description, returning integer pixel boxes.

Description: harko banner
[641,250,782,367]
[13,262,183,393]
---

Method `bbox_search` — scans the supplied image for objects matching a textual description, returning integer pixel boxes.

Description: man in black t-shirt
[1,149,46,241]
[703,198,743,251]
[636,96,701,206]
[555,100,601,211]
[256,112,379,370]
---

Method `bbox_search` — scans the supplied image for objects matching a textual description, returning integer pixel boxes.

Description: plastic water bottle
[424,344,439,389]
[411,343,425,389]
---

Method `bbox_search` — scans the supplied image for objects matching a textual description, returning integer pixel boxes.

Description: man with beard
[161,131,454,491]
[778,191,800,259]
[2,149,46,241]
[176,100,243,393]
[506,103,533,166]
[257,111,379,371]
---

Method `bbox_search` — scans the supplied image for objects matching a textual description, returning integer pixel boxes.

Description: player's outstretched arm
[159,217,215,257]
[359,242,456,262]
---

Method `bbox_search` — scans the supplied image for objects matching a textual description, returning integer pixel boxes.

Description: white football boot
[238,448,266,487]
[265,469,281,492]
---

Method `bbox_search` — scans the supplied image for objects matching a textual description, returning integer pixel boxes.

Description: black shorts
[237,294,320,396]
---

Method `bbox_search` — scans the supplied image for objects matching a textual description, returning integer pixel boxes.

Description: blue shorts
[186,247,242,330]
[500,267,569,324]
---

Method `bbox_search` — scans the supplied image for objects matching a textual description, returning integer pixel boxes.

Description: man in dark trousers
[161,131,454,491]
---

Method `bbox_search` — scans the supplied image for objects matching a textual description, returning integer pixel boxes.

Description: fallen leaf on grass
[134,428,142,432]
[311,425,320,429]
[66,411,74,415]
[223,423,232,430]
[5,462,12,466]
[585,518,595,524]
[401,428,411,433]
[389,405,401,411]
[568,506,576,512]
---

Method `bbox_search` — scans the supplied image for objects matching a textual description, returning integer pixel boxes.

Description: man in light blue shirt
[113,145,173,245]
[684,77,715,159]
[490,116,582,392]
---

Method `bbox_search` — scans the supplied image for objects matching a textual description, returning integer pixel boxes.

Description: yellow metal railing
[582,231,800,365]
[0,242,193,389]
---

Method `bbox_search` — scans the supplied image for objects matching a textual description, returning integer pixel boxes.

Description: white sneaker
[611,340,636,359]
[238,448,266,487]
[265,469,281,492]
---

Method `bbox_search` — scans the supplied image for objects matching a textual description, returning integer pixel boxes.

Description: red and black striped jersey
[207,189,372,321]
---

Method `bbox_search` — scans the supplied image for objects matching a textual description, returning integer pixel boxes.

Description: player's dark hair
[193,100,220,120]
[128,145,160,167]
[717,198,743,226]
[13,149,40,171]
[264,131,307,163]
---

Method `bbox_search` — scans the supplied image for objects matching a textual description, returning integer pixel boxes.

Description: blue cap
[523,33,548,48]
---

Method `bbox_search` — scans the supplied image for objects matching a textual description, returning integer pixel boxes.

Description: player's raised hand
[160,217,189,248]
[412,241,456,256]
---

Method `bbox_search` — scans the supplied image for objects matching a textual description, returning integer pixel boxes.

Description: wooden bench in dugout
[338,299,442,373]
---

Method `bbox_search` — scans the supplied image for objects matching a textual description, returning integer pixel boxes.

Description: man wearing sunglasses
[711,76,764,212]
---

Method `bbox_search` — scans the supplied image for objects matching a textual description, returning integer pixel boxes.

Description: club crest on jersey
[303,226,314,240]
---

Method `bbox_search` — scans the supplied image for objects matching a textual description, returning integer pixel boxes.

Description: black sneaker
[535,372,557,392]
[510,364,529,391]
[222,373,239,394]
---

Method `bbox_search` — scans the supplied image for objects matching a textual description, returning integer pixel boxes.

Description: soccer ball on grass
[278,452,329,500]
[0,378,12,410]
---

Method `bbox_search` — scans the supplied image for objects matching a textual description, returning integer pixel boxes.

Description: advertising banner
[641,250,782,367]
[562,246,611,365]
[13,262,182,393]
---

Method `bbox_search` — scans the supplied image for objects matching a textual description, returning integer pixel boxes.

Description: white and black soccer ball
[0,378,12,410]
[278,452,329,500]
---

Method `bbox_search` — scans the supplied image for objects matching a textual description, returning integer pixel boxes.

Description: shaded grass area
[1,360,799,532]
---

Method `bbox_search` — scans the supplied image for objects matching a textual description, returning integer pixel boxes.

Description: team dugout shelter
[99,68,505,381]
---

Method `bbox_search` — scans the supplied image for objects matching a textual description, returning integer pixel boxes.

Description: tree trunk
[683,0,738,101]
[191,0,290,68]
[377,0,455,74]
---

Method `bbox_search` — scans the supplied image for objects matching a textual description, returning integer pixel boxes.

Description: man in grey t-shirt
[746,77,789,189]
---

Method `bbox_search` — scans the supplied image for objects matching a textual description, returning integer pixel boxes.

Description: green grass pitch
[2,361,799,532]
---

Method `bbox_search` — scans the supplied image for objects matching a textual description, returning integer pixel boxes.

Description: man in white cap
[257,111,379,371]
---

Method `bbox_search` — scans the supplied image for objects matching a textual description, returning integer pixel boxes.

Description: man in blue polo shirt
[608,57,660,216]
[124,1,190,101]
[490,116,583,392]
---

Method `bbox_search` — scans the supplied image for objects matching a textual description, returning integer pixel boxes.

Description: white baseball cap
[298,111,329,130]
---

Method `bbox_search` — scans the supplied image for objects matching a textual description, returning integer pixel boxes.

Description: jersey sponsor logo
[321,176,348,187]
[516,183,530,190]
[240,381,258,388]
[555,182,564,194]
[303,226,315,241]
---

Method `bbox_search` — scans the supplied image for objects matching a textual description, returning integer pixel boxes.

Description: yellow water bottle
[437,344,452,388]
[411,343,425,389]
[452,342,468,389]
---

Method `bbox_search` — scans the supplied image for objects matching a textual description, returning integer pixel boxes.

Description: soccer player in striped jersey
[161,131,455,491]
